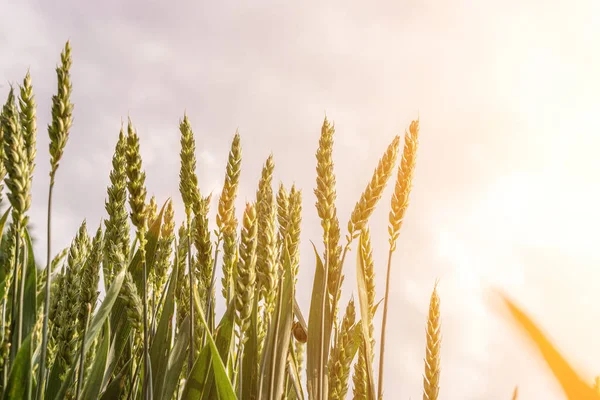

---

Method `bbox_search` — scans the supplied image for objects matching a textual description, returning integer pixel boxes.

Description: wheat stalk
[38,42,74,396]
[178,113,203,370]
[125,118,150,399]
[312,116,342,400]
[378,119,419,399]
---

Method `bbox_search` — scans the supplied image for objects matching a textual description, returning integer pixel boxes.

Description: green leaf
[2,332,32,400]
[306,242,331,400]
[150,265,177,398]
[99,357,133,400]
[182,344,212,400]
[85,268,125,352]
[241,295,259,399]
[160,317,190,400]
[286,342,305,400]
[356,235,376,400]
[259,248,295,400]
[21,229,37,352]
[182,304,234,400]
[81,321,110,400]
[196,294,236,400]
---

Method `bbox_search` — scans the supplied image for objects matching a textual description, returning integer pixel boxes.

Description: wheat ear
[422,281,441,400]
[218,132,241,304]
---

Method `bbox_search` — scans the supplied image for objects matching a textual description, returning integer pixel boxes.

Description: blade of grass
[259,248,294,400]
[195,293,236,400]
[2,332,32,400]
[494,290,599,400]
[81,320,110,400]
[160,317,190,400]
[306,242,330,400]
[20,230,37,349]
[150,270,176,398]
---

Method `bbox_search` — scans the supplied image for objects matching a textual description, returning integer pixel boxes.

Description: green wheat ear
[103,126,130,286]
[48,40,74,177]
[218,132,242,303]
[179,113,201,218]
[18,70,37,168]
[256,154,277,313]
[234,202,258,342]
[120,271,143,332]
[2,88,32,229]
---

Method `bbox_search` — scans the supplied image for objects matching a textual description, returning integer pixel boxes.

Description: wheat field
[3,40,598,400]
[0,41,446,400]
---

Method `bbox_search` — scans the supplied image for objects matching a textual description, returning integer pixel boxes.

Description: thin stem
[318,238,329,400]
[37,178,55,400]
[140,228,150,400]
[187,217,194,373]
[237,347,243,399]
[126,347,143,400]
[377,248,394,400]
[76,303,91,400]
[268,276,283,398]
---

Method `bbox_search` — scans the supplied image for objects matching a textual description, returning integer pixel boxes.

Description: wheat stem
[187,218,194,371]
[377,249,393,399]
[38,40,73,400]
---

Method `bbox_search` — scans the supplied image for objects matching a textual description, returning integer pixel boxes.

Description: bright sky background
[2,0,600,398]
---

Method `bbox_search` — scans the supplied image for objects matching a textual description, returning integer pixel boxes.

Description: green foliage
[0,41,438,400]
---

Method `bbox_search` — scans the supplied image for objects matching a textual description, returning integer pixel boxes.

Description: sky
[2,0,600,398]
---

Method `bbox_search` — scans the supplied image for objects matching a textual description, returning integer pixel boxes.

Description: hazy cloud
[2,0,600,398]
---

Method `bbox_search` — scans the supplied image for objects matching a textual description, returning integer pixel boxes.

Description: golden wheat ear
[492,290,599,400]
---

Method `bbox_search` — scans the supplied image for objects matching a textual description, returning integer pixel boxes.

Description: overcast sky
[2,0,600,398]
